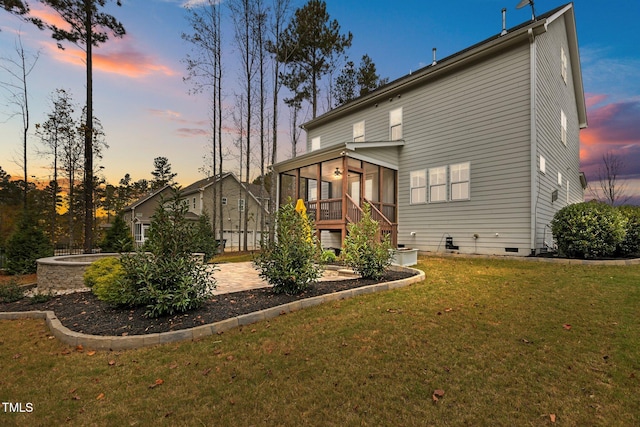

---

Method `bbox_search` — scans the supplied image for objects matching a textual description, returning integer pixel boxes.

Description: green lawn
[1,256,639,426]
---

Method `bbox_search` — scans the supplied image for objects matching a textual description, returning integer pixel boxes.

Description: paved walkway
[211,262,353,295]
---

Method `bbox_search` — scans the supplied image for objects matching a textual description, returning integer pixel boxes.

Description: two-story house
[272,3,587,256]
[123,172,269,251]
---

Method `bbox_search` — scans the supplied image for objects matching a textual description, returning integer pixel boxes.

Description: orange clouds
[42,39,176,78]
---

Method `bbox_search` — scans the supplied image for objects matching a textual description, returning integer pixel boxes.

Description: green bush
[342,203,392,280]
[6,211,53,274]
[99,215,134,253]
[254,201,322,295]
[118,189,215,317]
[551,202,627,259]
[191,212,218,262]
[321,249,337,264]
[617,205,640,256]
[84,257,127,304]
[0,281,24,303]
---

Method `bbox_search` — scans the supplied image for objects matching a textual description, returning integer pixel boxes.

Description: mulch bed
[0,270,416,336]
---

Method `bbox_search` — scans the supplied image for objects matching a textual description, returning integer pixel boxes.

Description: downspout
[528,28,538,254]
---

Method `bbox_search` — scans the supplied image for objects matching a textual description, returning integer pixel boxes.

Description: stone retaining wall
[36,254,119,292]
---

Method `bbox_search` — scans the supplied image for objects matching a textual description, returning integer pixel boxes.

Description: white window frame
[450,162,470,201]
[222,197,227,205]
[409,170,426,204]
[390,108,403,141]
[238,198,245,212]
[353,121,365,142]
[539,155,546,174]
[311,136,321,151]
[561,109,567,146]
[561,46,568,83]
[193,197,196,209]
[429,166,447,203]
[557,171,563,187]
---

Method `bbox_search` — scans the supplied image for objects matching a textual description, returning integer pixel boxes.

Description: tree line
[0,0,388,254]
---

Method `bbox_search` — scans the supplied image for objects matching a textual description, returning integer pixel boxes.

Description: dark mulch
[0,270,416,336]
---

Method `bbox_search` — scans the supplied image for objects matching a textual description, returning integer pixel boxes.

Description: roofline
[123,184,172,211]
[303,3,586,130]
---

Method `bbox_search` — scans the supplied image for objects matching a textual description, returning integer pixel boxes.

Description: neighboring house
[272,3,587,256]
[123,172,270,250]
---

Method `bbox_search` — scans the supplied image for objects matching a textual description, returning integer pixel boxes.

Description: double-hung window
[450,162,470,201]
[561,47,568,83]
[390,108,403,140]
[561,110,567,145]
[222,197,227,205]
[409,170,426,204]
[238,199,245,212]
[353,121,365,142]
[429,166,447,202]
[311,136,321,151]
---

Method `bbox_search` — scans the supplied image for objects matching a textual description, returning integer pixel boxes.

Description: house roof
[123,184,171,211]
[302,2,586,130]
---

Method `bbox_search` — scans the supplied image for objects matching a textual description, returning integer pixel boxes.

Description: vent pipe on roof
[501,8,507,36]
[432,48,437,66]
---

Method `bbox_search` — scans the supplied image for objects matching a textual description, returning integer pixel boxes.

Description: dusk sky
[1,0,639,200]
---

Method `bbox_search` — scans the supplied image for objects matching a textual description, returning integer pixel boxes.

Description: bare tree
[0,33,39,209]
[183,0,224,241]
[36,88,75,240]
[1,0,126,252]
[590,151,634,206]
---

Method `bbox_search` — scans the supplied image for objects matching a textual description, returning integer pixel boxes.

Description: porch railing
[306,198,342,221]
[345,195,397,247]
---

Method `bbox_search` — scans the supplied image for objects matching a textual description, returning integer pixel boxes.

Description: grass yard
[1,256,639,426]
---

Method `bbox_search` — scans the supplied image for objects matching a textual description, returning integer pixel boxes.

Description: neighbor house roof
[302,3,586,131]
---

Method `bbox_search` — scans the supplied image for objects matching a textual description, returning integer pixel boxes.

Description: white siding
[534,16,584,251]
[396,42,533,255]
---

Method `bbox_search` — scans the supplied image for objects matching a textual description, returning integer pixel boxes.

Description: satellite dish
[516,0,536,20]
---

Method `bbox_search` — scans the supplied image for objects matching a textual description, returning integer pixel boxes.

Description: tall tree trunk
[83,1,94,253]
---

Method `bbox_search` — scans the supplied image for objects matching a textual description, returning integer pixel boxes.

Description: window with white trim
[311,136,321,151]
[238,199,245,212]
[450,162,470,201]
[390,108,403,140]
[409,170,426,204]
[193,197,196,209]
[353,121,365,142]
[429,166,447,202]
[222,197,227,205]
[561,109,567,145]
[539,155,546,174]
[561,46,568,83]
[557,171,563,186]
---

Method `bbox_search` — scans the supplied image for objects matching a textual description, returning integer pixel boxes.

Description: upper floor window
[311,136,321,151]
[557,171,563,186]
[539,155,546,174]
[450,162,470,201]
[193,197,196,209]
[561,109,567,145]
[561,47,568,83]
[409,170,426,204]
[238,199,245,212]
[390,108,403,140]
[222,197,227,205]
[429,166,447,202]
[353,121,365,142]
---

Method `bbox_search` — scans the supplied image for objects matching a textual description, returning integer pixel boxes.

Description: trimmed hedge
[551,202,627,259]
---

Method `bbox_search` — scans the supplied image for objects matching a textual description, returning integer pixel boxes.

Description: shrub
[617,205,640,256]
[6,211,53,275]
[321,249,337,264]
[84,257,127,304]
[118,189,215,317]
[0,280,24,303]
[342,203,392,280]
[551,201,627,259]
[99,215,134,253]
[254,201,322,295]
[191,212,218,262]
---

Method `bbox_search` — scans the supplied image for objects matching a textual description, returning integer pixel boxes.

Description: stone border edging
[420,251,640,266]
[0,266,425,351]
